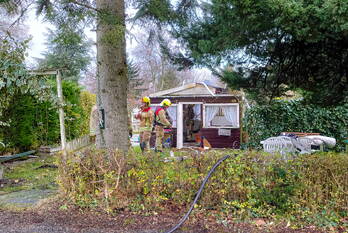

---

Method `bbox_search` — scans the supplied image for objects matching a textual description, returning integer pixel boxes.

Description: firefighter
[136,96,154,152]
[154,99,172,152]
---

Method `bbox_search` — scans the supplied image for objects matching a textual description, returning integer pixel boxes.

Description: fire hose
[164,154,238,233]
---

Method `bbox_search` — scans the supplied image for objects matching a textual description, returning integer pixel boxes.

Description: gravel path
[0,189,56,209]
[0,209,214,233]
[0,207,331,233]
[0,189,334,233]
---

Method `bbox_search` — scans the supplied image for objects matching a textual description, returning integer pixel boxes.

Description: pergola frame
[29,69,67,159]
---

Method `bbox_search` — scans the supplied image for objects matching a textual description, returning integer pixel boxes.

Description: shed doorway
[182,104,202,147]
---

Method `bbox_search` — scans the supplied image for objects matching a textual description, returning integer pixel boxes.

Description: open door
[177,103,202,148]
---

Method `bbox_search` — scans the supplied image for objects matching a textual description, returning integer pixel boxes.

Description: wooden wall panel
[200,128,240,148]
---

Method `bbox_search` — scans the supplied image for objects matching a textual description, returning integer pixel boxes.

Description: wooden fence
[66,135,92,151]
[38,135,93,156]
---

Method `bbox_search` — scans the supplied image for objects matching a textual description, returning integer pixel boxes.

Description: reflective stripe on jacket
[155,108,171,127]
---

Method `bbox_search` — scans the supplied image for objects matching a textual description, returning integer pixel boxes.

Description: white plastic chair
[260,136,297,155]
[294,137,314,154]
[261,136,317,156]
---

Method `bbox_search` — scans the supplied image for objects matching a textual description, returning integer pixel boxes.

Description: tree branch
[68,0,99,12]
[8,1,33,30]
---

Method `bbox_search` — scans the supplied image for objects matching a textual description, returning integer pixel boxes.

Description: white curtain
[193,104,201,120]
[205,106,220,127]
[166,106,177,127]
[222,106,238,127]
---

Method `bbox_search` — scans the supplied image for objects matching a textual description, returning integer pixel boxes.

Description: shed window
[204,104,239,128]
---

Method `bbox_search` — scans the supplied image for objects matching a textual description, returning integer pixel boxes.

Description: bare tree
[130,28,216,93]
[79,66,97,93]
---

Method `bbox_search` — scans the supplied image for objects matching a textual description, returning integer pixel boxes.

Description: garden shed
[149,81,243,149]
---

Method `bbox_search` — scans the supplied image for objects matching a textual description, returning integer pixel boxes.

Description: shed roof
[149,82,241,97]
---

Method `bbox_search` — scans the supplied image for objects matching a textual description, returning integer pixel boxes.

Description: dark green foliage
[0,80,93,152]
[0,91,60,150]
[35,0,93,82]
[62,81,84,140]
[37,26,92,81]
[2,93,39,150]
[0,38,30,110]
[133,0,176,23]
[0,37,47,150]
[133,0,348,106]
[253,166,298,214]
[243,100,348,151]
[35,100,60,146]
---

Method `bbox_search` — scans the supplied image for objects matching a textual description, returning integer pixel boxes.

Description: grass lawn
[0,155,58,193]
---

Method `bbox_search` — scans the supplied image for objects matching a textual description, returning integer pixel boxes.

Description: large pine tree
[133,0,348,106]
[95,0,129,150]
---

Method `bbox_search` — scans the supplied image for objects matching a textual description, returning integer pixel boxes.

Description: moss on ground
[0,155,58,193]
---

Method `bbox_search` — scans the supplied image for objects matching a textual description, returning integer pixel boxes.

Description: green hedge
[2,93,40,150]
[243,101,348,151]
[0,81,96,151]
[59,149,348,227]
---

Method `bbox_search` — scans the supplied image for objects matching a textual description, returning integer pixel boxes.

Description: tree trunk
[96,0,129,152]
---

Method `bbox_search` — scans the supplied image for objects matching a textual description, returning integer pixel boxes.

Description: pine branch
[68,0,99,12]
[8,1,33,30]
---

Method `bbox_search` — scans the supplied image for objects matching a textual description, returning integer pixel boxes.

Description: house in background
[149,81,243,149]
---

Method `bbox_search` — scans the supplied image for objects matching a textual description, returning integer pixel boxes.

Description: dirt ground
[0,201,336,233]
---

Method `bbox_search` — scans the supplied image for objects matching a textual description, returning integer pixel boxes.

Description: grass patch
[1,155,59,193]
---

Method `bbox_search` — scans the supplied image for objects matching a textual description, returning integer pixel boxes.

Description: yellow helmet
[160,99,172,107]
[141,96,151,104]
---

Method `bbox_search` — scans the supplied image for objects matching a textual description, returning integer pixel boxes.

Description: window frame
[203,103,240,129]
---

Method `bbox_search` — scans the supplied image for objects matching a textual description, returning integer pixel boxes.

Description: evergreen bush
[243,101,348,151]
[0,81,95,152]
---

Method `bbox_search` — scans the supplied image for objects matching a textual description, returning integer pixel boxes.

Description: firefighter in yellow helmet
[154,98,172,152]
[135,96,154,152]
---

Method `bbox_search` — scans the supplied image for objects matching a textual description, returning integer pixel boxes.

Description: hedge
[0,81,96,152]
[243,101,348,151]
[59,149,348,227]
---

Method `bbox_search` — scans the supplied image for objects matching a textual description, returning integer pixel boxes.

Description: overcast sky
[27,10,49,62]
[25,7,216,83]
[26,6,139,64]
[26,8,97,65]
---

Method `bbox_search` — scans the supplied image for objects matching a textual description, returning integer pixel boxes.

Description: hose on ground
[164,154,237,233]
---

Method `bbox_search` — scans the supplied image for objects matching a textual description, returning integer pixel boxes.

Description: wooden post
[56,70,67,159]
[177,103,183,149]
[0,164,3,179]
[29,69,67,157]
[343,140,348,153]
